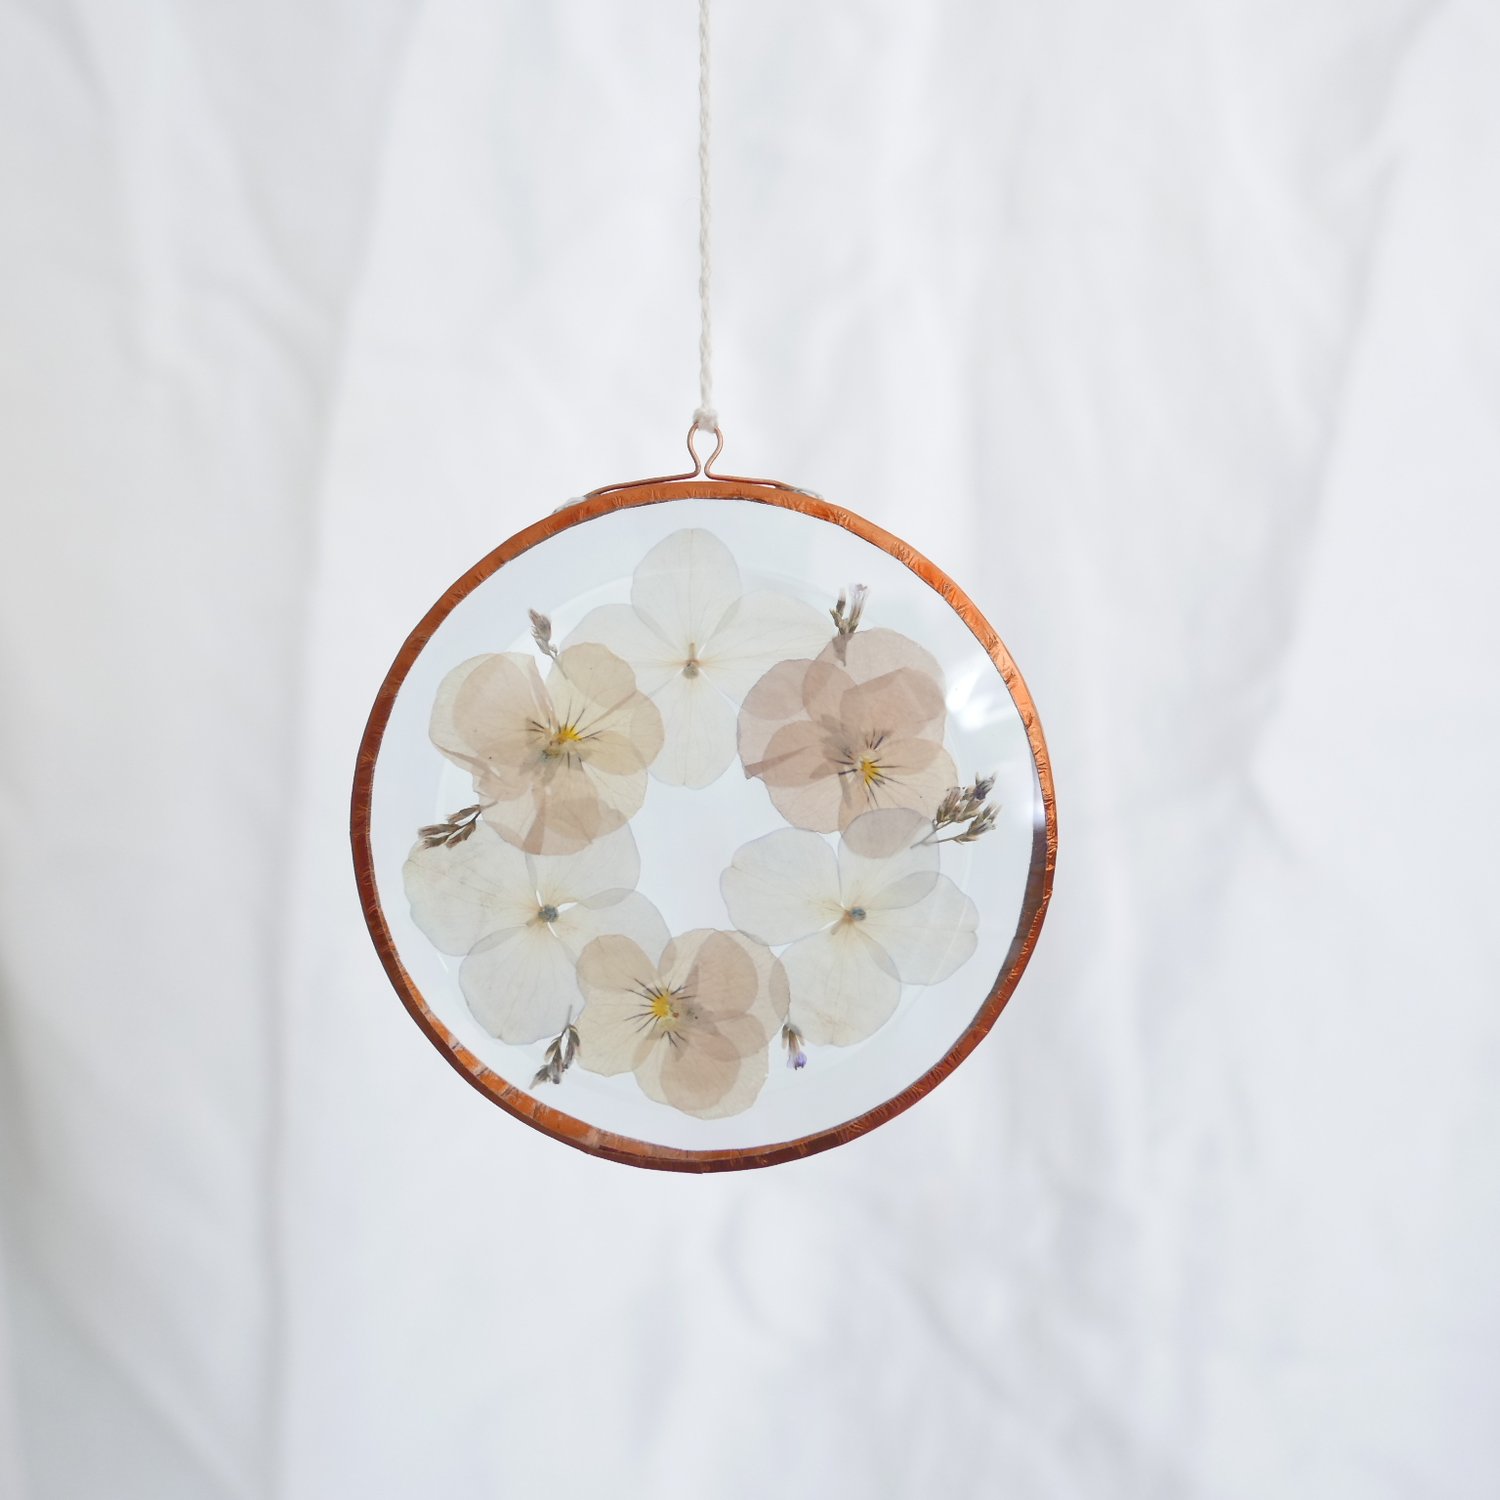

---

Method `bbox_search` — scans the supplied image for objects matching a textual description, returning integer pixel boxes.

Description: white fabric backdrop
[1,2,1497,1496]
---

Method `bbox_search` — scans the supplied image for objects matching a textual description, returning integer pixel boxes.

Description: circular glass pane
[353,481,1055,1169]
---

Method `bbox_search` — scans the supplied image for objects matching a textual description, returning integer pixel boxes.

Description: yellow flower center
[543,723,584,759]
[647,988,680,1027]
[857,755,883,787]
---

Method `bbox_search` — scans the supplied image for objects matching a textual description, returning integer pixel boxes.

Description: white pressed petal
[655,929,759,1024]
[648,669,738,789]
[630,528,741,650]
[402,827,537,956]
[838,808,939,911]
[548,642,640,728]
[860,875,979,986]
[699,590,832,700]
[430,652,549,792]
[564,603,681,695]
[725,930,792,1033]
[551,890,670,962]
[486,774,623,856]
[781,925,902,1046]
[861,742,959,829]
[828,627,947,694]
[684,1042,769,1120]
[427,654,493,760]
[460,922,580,1044]
[720,828,842,946]
[526,824,641,909]
[573,994,655,1078]
[634,1025,767,1120]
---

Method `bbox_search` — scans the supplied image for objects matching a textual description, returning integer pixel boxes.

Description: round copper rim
[351,479,1057,1171]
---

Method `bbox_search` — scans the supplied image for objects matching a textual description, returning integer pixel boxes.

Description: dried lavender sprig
[829,584,869,661]
[781,1022,807,1071]
[929,775,993,830]
[949,803,998,844]
[417,804,483,849]
[920,776,1000,846]
[529,608,559,661]
[530,1018,580,1088]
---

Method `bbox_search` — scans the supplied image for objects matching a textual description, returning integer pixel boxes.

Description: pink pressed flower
[738,629,958,833]
[573,927,789,1119]
[430,643,663,856]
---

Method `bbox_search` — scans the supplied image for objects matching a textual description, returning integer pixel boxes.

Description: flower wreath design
[405,528,1000,1120]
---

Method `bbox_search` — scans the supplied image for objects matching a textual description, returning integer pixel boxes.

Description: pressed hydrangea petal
[552,890,670,963]
[859,875,979,985]
[574,935,663,1075]
[640,1019,769,1119]
[403,825,537,956]
[738,659,814,755]
[797,657,855,717]
[741,718,832,789]
[460,922,579,1044]
[699,591,832,700]
[549,643,646,728]
[838,667,947,746]
[431,653,549,799]
[837,808,939,910]
[766,771,848,834]
[630,528,741,650]
[571,724,656,779]
[721,829,841,946]
[564,603,681,694]
[681,1026,768,1118]
[782,925,902,1046]
[633,1024,737,1115]
[736,933,792,1033]
[829,627,946,691]
[526,825,640,911]
[649,669,738,788]
[665,929,761,1020]
[486,766,626,855]
[428,654,490,762]
[664,930,789,1039]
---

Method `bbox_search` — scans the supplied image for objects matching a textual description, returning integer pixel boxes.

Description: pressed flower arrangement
[351,2,1054,1168]
[353,477,1055,1170]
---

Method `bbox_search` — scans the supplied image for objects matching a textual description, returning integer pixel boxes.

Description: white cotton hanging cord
[693,0,717,432]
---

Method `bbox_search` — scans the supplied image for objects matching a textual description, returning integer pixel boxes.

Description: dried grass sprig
[531,1017,580,1088]
[830,584,869,662]
[920,776,999,846]
[417,804,483,849]
[528,608,559,661]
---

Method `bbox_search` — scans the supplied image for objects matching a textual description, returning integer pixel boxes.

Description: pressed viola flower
[738,628,959,833]
[721,808,979,1046]
[573,927,789,1118]
[430,643,664,856]
[404,823,668,1046]
[564,528,830,789]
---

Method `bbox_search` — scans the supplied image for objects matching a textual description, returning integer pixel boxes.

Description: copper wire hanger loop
[583,421,817,502]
